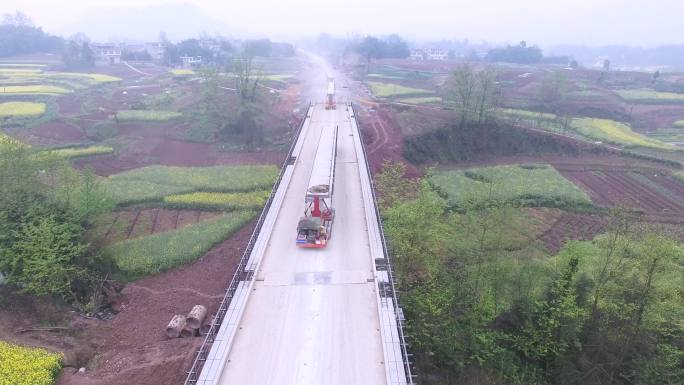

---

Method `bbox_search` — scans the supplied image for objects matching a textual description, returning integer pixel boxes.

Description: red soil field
[103,208,222,243]
[559,167,684,223]
[538,213,606,253]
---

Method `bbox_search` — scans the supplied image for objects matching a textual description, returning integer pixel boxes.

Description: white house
[180,56,202,69]
[410,49,425,60]
[426,48,447,60]
[91,43,122,65]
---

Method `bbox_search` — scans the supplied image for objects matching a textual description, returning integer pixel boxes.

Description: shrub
[108,211,255,280]
[0,341,61,385]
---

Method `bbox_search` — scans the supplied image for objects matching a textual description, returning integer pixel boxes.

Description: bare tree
[449,63,477,128]
[474,66,499,125]
[233,52,262,102]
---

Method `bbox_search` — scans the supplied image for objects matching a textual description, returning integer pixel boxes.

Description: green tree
[375,160,418,211]
[3,207,90,305]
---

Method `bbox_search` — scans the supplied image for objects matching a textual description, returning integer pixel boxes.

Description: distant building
[410,48,447,61]
[426,48,447,60]
[144,42,164,61]
[410,49,425,60]
[180,55,202,69]
[91,43,121,65]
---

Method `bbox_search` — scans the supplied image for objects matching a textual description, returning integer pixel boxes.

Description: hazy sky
[2,0,683,47]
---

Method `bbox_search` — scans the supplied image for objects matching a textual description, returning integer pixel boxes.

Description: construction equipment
[325,77,336,110]
[296,124,338,248]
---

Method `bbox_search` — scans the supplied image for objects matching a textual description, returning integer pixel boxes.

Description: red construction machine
[296,124,338,248]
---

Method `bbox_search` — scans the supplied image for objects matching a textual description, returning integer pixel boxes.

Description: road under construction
[184,74,412,385]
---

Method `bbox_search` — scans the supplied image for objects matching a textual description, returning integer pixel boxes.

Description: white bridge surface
[195,102,407,385]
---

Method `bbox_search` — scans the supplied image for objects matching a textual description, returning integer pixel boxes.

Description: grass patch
[169,69,195,76]
[367,81,433,98]
[115,110,182,121]
[0,85,70,95]
[0,101,45,117]
[0,132,27,147]
[571,118,675,150]
[673,120,684,128]
[616,89,684,104]
[430,164,592,209]
[108,211,255,280]
[49,145,114,159]
[163,190,270,211]
[0,340,61,385]
[105,165,279,206]
[397,96,443,104]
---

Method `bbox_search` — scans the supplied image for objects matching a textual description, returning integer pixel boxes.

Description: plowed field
[559,166,684,223]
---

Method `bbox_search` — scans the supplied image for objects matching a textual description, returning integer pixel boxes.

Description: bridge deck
[202,103,387,385]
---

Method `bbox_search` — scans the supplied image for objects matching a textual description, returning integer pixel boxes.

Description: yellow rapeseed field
[0,101,46,117]
[164,190,270,210]
[50,145,114,159]
[0,85,70,95]
[0,341,61,385]
[54,72,121,83]
[169,69,195,76]
[571,118,675,150]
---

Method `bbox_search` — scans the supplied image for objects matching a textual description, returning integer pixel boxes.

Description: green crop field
[262,74,295,82]
[0,101,46,117]
[108,211,255,279]
[50,145,114,159]
[163,190,270,211]
[0,341,61,385]
[571,118,675,150]
[498,108,557,121]
[115,110,182,121]
[367,73,406,80]
[105,165,278,205]
[397,96,443,104]
[616,89,684,103]
[367,81,433,98]
[430,164,592,209]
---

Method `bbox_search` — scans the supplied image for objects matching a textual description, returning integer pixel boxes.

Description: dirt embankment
[51,220,256,385]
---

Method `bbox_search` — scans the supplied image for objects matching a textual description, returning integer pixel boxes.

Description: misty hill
[62,3,235,42]
[549,44,684,71]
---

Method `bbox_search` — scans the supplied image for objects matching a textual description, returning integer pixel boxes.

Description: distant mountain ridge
[60,2,236,42]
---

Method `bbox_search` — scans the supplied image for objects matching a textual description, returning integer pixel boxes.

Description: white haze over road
[1,0,683,46]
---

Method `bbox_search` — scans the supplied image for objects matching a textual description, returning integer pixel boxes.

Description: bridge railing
[184,103,312,385]
[350,103,416,384]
